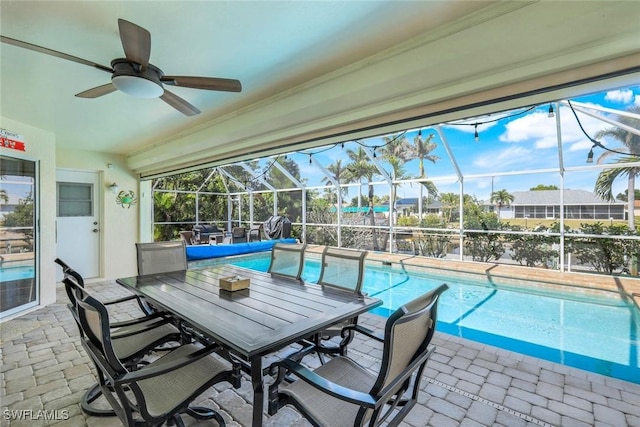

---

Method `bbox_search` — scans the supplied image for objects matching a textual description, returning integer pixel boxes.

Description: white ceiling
[1,1,639,173]
[0,1,491,155]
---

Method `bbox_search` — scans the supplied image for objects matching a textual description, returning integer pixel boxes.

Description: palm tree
[490,189,514,219]
[345,146,381,249]
[440,192,459,224]
[379,134,410,223]
[410,132,439,178]
[344,147,370,210]
[380,133,410,161]
[321,159,348,203]
[594,105,640,230]
[384,156,411,223]
[409,132,440,219]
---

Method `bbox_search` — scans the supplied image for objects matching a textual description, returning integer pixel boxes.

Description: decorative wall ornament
[116,190,137,208]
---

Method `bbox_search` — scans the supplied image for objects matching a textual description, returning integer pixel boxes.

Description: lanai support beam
[362,146,394,252]
[273,160,306,241]
[311,156,341,247]
[218,167,248,231]
[436,125,465,261]
[239,162,276,226]
[554,102,567,272]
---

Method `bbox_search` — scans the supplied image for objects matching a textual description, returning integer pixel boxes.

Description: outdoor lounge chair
[136,241,187,275]
[76,290,241,426]
[313,246,368,359]
[268,283,449,427]
[268,242,307,281]
[55,258,182,416]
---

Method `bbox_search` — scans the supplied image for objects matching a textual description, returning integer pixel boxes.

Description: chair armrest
[110,311,171,328]
[104,294,155,316]
[110,316,175,339]
[342,324,384,343]
[102,294,140,306]
[119,344,223,383]
[273,358,377,408]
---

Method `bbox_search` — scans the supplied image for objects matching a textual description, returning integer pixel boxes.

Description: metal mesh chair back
[136,241,187,275]
[317,247,367,295]
[55,258,87,310]
[268,283,449,426]
[373,283,448,393]
[77,292,236,427]
[77,293,127,374]
[268,243,306,281]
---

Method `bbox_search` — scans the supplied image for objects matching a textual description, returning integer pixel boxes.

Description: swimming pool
[0,265,35,281]
[194,253,640,384]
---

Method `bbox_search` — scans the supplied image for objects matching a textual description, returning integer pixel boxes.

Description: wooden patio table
[117,264,382,427]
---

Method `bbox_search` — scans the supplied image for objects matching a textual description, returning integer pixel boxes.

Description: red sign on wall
[0,129,25,151]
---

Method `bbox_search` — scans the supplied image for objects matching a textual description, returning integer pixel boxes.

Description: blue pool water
[215,253,640,384]
[0,265,35,281]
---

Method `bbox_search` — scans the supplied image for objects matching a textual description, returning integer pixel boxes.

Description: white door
[56,170,100,281]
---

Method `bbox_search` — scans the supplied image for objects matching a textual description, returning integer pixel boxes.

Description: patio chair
[268,283,449,427]
[248,224,263,242]
[267,242,307,281]
[179,230,195,245]
[56,258,182,416]
[55,257,154,317]
[76,291,241,427]
[136,241,187,275]
[232,226,247,243]
[313,246,368,359]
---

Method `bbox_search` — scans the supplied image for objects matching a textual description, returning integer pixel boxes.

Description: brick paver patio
[1,280,639,426]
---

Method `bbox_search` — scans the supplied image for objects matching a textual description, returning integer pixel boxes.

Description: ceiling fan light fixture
[112,75,164,98]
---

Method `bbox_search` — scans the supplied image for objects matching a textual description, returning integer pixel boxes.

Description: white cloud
[605,89,634,104]
[499,105,608,152]
[472,145,533,170]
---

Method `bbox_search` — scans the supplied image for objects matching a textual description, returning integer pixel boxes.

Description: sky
[262,84,640,203]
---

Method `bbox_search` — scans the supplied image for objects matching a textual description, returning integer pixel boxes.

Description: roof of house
[396,197,419,206]
[510,189,624,205]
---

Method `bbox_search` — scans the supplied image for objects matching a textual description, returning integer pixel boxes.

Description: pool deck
[1,279,639,426]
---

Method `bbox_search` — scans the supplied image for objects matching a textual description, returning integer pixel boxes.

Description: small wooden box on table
[219,276,250,291]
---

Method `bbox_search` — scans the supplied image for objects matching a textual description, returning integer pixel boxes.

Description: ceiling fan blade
[161,90,201,116]
[75,83,118,98]
[118,19,151,69]
[161,76,242,92]
[1,35,113,73]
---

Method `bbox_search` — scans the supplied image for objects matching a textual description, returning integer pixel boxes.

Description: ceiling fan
[0,19,242,116]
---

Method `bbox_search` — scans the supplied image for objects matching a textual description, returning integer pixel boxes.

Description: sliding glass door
[0,155,37,317]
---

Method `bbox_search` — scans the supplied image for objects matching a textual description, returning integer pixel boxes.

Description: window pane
[1,155,37,315]
[58,183,93,216]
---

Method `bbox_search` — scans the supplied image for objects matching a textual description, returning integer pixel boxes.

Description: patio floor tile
[1,280,639,426]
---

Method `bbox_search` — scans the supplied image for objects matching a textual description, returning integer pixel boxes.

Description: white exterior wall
[55,148,140,280]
